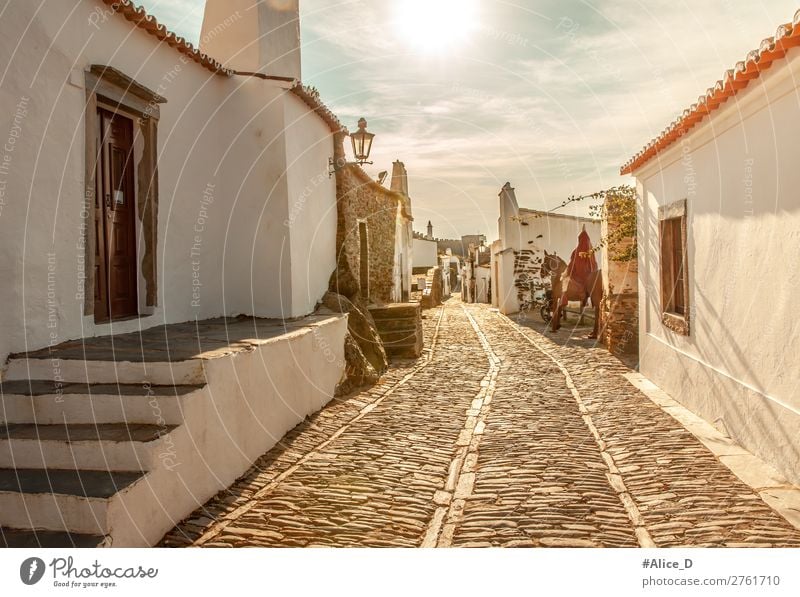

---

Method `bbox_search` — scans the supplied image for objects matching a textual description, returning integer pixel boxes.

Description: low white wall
[175,315,347,513]
[119,314,346,546]
[635,49,800,485]
[412,238,438,269]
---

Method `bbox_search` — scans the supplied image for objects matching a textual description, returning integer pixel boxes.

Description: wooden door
[359,222,369,300]
[94,108,138,321]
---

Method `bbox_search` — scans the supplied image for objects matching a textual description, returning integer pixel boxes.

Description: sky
[138,0,799,239]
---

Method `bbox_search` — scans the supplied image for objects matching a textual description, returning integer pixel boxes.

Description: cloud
[139,0,800,237]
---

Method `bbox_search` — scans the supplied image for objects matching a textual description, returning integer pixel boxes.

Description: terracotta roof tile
[621,9,800,175]
[289,84,346,134]
[104,2,348,135]
[101,0,232,76]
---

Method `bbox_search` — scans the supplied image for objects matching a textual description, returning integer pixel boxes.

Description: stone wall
[421,266,444,308]
[602,210,639,356]
[330,134,405,305]
[513,249,547,312]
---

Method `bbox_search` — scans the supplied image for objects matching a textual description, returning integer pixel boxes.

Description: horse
[541,251,603,339]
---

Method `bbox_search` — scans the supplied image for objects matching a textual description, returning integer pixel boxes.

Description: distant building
[435,234,487,258]
[412,236,438,272]
[492,182,601,315]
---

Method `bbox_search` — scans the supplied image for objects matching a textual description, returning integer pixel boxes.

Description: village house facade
[0,0,344,363]
[492,182,601,315]
[623,12,800,486]
[330,157,413,306]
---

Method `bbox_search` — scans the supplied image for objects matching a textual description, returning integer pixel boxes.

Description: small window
[659,200,689,335]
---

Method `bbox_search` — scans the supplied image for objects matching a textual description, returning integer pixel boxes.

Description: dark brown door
[359,222,369,300]
[94,108,138,322]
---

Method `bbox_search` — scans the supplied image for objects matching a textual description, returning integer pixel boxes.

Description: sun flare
[392,0,480,55]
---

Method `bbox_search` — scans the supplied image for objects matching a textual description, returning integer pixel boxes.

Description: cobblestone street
[162,298,800,548]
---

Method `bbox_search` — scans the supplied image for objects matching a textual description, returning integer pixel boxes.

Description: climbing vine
[589,185,637,262]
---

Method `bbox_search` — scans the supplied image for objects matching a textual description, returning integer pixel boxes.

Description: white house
[493,182,601,315]
[0,0,347,546]
[389,160,415,303]
[413,236,439,271]
[623,11,800,486]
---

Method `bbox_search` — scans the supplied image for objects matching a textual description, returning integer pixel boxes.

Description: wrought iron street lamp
[350,117,374,165]
[329,117,376,176]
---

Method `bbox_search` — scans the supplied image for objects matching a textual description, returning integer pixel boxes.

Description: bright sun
[392,0,480,55]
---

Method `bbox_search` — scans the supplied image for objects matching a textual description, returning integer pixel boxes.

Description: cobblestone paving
[447,307,639,547]
[162,298,800,548]
[511,317,800,547]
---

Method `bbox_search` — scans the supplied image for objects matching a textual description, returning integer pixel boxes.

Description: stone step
[368,305,421,321]
[0,423,179,470]
[4,357,205,385]
[373,318,420,332]
[0,380,205,425]
[0,468,147,536]
[0,527,108,548]
[377,330,421,345]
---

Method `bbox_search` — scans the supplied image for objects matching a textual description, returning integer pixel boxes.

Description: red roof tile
[104,2,347,135]
[621,9,800,175]
[101,0,232,76]
[290,84,346,134]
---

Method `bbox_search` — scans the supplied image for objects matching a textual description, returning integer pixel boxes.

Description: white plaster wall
[475,267,491,304]
[392,205,413,303]
[412,238,438,269]
[403,219,414,298]
[0,1,335,366]
[284,93,337,317]
[517,211,601,262]
[489,241,501,308]
[209,76,289,321]
[634,50,800,485]
[494,250,518,314]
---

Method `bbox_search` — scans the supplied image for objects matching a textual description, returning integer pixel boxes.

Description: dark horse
[540,251,603,339]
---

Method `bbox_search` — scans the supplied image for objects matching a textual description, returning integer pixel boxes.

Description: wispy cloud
[139,0,799,237]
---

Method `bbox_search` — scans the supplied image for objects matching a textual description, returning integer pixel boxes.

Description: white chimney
[390,160,409,196]
[498,182,521,251]
[200,0,301,80]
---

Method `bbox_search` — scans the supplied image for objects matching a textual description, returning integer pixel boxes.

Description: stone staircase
[369,304,423,359]
[0,366,208,548]
[0,314,347,547]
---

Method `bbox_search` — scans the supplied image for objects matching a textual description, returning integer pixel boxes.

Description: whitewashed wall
[634,50,800,485]
[475,266,491,304]
[412,237,438,269]
[392,205,413,303]
[0,0,337,366]
[516,210,601,262]
[284,93,337,318]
